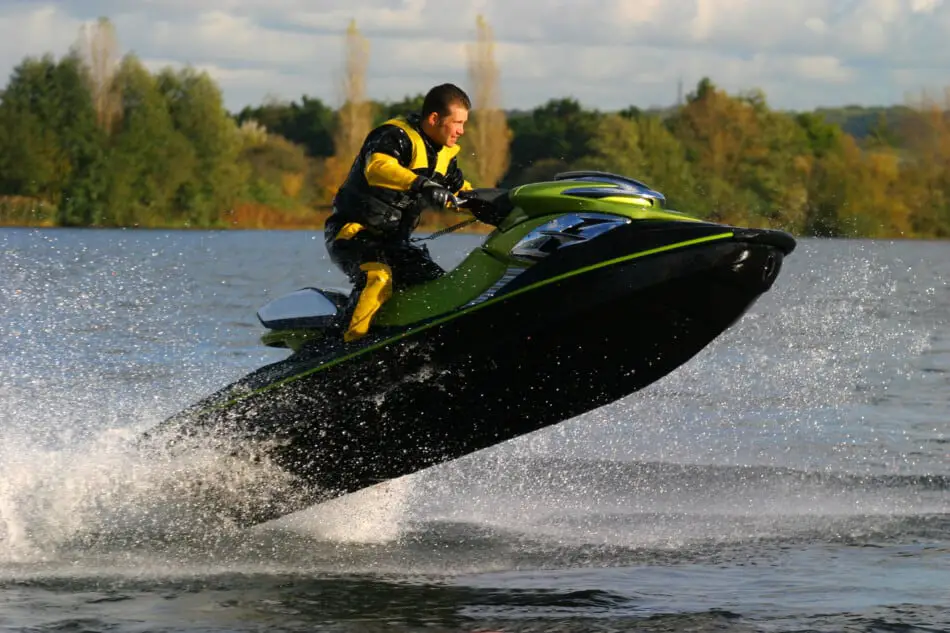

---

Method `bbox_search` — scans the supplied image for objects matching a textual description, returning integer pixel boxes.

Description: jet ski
[140,170,796,527]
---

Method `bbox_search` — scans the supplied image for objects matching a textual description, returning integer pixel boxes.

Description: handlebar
[449,189,482,210]
[447,192,471,210]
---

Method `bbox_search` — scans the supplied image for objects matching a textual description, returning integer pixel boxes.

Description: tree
[465,14,511,187]
[630,115,703,213]
[378,93,424,122]
[6,22,950,238]
[0,103,67,202]
[897,88,950,237]
[101,54,194,226]
[73,16,122,135]
[320,19,374,202]
[573,114,645,178]
[0,53,105,224]
[505,98,600,185]
[241,133,317,207]
[54,52,110,225]
[795,112,843,158]
[156,66,247,226]
[668,79,815,228]
[235,95,335,157]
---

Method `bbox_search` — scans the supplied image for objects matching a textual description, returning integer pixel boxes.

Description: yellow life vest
[380,117,461,177]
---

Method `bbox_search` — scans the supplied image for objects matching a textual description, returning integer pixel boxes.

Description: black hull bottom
[144,237,787,527]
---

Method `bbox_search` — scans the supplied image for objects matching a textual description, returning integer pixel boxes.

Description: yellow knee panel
[344,262,393,342]
[335,222,364,240]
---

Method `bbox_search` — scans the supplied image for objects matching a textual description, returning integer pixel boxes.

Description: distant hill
[808,105,918,140]
[505,103,924,142]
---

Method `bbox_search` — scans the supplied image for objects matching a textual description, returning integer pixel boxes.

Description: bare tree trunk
[75,16,122,135]
[336,19,373,160]
[466,15,511,187]
[321,20,374,202]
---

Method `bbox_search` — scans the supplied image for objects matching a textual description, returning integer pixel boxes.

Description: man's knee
[328,223,380,278]
[334,222,365,241]
[343,262,393,342]
[359,262,393,297]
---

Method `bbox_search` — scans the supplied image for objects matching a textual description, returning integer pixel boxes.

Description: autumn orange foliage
[0,196,57,226]
[222,203,328,229]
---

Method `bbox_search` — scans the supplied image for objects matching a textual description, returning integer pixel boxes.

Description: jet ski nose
[732,227,797,255]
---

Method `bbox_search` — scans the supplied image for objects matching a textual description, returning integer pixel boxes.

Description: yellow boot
[343,262,393,342]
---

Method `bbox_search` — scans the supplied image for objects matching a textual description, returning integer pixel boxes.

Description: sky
[1,0,949,114]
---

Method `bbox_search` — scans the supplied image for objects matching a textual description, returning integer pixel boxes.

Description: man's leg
[328,223,394,343]
[340,241,444,341]
[342,261,393,342]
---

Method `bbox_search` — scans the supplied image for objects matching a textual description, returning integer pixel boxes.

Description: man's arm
[363,126,418,191]
[444,156,472,194]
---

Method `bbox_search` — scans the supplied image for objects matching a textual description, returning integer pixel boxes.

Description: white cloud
[911,0,943,13]
[805,16,828,34]
[0,5,82,72]
[142,11,334,66]
[1,0,950,113]
[790,55,856,83]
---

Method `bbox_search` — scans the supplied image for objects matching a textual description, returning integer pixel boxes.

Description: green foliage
[240,133,318,209]
[1,44,949,238]
[378,94,424,122]
[102,55,195,226]
[795,112,843,158]
[504,98,601,185]
[627,115,703,214]
[0,53,105,224]
[156,66,246,226]
[235,95,335,157]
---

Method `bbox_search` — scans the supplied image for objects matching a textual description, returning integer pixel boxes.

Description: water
[1,227,948,632]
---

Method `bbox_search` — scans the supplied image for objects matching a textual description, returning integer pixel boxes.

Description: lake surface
[1,227,948,632]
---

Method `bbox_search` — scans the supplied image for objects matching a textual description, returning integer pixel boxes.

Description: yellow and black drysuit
[325,113,472,342]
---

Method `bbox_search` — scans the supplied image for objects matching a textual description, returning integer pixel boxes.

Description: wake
[0,422,415,565]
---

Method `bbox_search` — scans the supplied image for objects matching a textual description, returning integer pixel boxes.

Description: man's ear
[425,112,440,127]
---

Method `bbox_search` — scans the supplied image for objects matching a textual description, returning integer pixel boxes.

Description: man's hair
[421,83,472,118]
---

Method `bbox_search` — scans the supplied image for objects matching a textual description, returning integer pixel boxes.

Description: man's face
[426,103,468,147]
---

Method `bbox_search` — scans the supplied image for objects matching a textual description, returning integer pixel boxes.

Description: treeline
[1,17,949,238]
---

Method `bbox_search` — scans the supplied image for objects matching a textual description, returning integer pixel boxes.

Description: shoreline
[0,207,496,235]
[2,200,946,241]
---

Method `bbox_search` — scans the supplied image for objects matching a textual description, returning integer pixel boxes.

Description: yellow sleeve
[364,152,418,191]
[459,180,473,192]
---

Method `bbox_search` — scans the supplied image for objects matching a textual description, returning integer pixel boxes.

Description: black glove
[412,177,454,210]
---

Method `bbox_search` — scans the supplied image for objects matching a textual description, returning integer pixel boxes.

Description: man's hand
[413,177,455,210]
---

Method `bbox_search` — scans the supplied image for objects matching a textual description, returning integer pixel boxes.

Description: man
[324,83,474,343]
